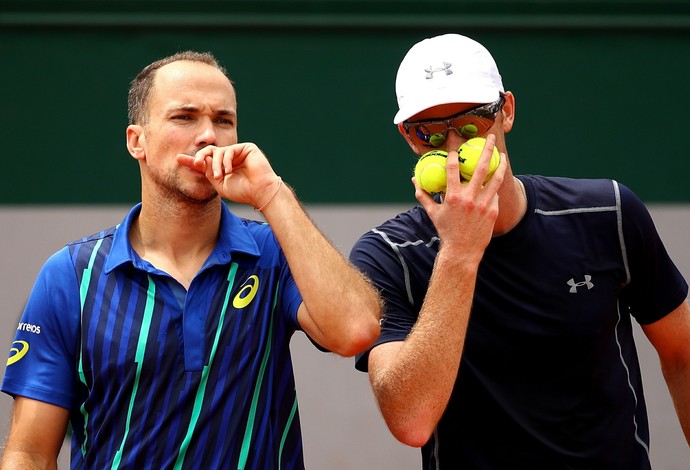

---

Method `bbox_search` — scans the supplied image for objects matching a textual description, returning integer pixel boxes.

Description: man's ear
[397,123,422,155]
[500,91,515,134]
[126,124,145,160]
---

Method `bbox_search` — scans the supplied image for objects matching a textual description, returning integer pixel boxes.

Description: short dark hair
[127,51,232,125]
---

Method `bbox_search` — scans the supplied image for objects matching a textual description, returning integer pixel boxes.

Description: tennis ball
[458,137,500,183]
[429,133,446,147]
[414,150,448,193]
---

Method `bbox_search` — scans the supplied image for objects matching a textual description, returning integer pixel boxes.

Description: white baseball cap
[393,34,505,124]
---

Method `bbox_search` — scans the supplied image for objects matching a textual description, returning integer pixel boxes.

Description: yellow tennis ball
[458,137,500,183]
[414,150,448,193]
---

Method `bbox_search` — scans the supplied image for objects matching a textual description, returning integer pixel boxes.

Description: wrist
[435,247,482,274]
[254,177,283,212]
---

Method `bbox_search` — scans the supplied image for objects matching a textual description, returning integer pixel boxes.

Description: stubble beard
[157,167,219,208]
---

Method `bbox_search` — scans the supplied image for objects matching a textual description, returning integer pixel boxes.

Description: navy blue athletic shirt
[351,176,688,469]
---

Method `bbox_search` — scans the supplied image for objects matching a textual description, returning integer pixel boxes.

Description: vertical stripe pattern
[65,220,305,469]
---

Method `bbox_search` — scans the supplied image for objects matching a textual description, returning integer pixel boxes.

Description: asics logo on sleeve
[232,275,260,309]
[7,340,29,366]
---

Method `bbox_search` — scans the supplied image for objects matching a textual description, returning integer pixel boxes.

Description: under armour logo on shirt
[567,275,594,293]
[425,62,453,79]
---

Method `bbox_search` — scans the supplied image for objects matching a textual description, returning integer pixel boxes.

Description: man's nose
[444,128,467,153]
[196,119,217,147]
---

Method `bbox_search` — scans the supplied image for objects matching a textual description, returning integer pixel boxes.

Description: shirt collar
[105,202,261,274]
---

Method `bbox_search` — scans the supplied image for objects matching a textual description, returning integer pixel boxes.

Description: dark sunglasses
[401,94,505,149]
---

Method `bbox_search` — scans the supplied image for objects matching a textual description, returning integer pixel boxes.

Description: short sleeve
[350,230,421,372]
[1,247,82,409]
[619,183,688,324]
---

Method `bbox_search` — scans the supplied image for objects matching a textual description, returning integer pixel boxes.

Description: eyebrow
[169,104,236,118]
[215,109,236,118]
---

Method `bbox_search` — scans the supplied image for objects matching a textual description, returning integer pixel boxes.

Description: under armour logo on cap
[425,62,453,79]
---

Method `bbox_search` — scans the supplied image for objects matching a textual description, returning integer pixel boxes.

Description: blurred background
[1,1,689,468]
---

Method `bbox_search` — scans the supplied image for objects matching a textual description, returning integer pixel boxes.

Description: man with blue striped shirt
[1,51,381,469]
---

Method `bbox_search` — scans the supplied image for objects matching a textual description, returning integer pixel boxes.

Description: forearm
[371,249,479,446]
[259,182,381,356]
[663,361,690,446]
[0,398,68,470]
[0,451,56,470]
[645,300,690,447]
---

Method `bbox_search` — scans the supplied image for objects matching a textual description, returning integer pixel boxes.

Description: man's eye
[216,118,234,126]
[172,115,192,121]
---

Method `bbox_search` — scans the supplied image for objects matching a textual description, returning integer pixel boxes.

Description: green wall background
[2,1,689,204]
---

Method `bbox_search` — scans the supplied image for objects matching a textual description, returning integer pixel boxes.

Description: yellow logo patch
[232,275,260,309]
[7,340,29,366]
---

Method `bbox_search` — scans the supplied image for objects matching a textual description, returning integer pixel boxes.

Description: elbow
[340,279,384,356]
[334,296,382,357]
[315,288,383,356]
[378,400,439,448]
[387,419,434,448]
[333,319,381,357]
[352,319,381,356]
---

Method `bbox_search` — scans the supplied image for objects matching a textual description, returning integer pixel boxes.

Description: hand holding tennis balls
[414,137,501,193]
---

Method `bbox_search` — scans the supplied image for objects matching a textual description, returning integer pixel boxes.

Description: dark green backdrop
[2,1,689,204]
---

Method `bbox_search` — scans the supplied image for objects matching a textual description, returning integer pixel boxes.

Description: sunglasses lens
[456,117,497,140]
[410,124,447,148]
[452,116,491,134]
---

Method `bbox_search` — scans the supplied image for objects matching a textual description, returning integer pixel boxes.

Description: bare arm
[177,143,382,357]
[642,299,690,446]
[368,135,506,446]
[369,254,480,446]
[1,397,69,470]
[259,180,382,356]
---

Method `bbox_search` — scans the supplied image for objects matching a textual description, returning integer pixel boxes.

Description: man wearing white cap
[350,33,690,468]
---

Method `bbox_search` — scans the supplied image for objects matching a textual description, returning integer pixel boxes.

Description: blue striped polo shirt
[2,203,306,469]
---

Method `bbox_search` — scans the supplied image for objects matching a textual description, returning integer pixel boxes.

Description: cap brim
[393,87,501,124]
